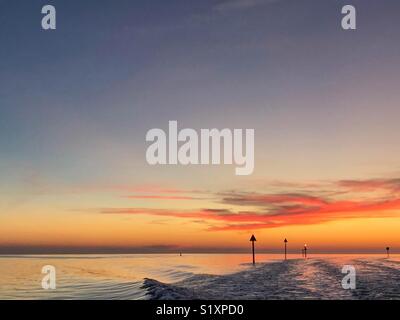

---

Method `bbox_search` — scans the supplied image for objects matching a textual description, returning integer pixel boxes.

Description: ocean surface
[1,254,400,300]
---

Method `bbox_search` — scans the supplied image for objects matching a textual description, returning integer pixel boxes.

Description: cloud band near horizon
[100,177,400,231]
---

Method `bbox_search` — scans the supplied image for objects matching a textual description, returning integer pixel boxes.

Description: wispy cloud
[101,197,400,231]
[125,195,198,200]
[221,192,328,207]
[338,178,400,193]
[114,185,192,194]
[99,177,400,231]
[122,185,210,201]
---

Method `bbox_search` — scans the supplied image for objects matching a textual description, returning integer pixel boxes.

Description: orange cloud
[101,198,400,231]
[100,177,400,231]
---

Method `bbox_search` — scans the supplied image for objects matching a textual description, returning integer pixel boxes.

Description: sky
[1,0,400,253]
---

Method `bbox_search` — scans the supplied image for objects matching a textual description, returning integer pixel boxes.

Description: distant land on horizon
[0,246,397,255]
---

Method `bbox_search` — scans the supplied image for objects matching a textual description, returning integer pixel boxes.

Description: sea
[1,254,400,300]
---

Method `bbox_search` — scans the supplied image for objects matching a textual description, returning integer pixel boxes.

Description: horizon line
[0,249,397,255]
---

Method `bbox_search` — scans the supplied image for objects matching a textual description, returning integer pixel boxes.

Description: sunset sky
[1,0,400,253]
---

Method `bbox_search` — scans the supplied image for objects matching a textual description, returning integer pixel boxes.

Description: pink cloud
[99,177,400,231]
[125,195,198,200]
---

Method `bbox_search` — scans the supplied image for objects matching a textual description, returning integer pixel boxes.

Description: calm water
[1,254,400,299]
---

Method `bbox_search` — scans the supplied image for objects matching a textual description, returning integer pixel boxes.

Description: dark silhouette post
[386,247,390,258]
[250,235,256,265]
[304,244,307,259]
[284,238,288,260]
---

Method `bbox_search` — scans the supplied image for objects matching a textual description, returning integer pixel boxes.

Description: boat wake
[143,258,400,300]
